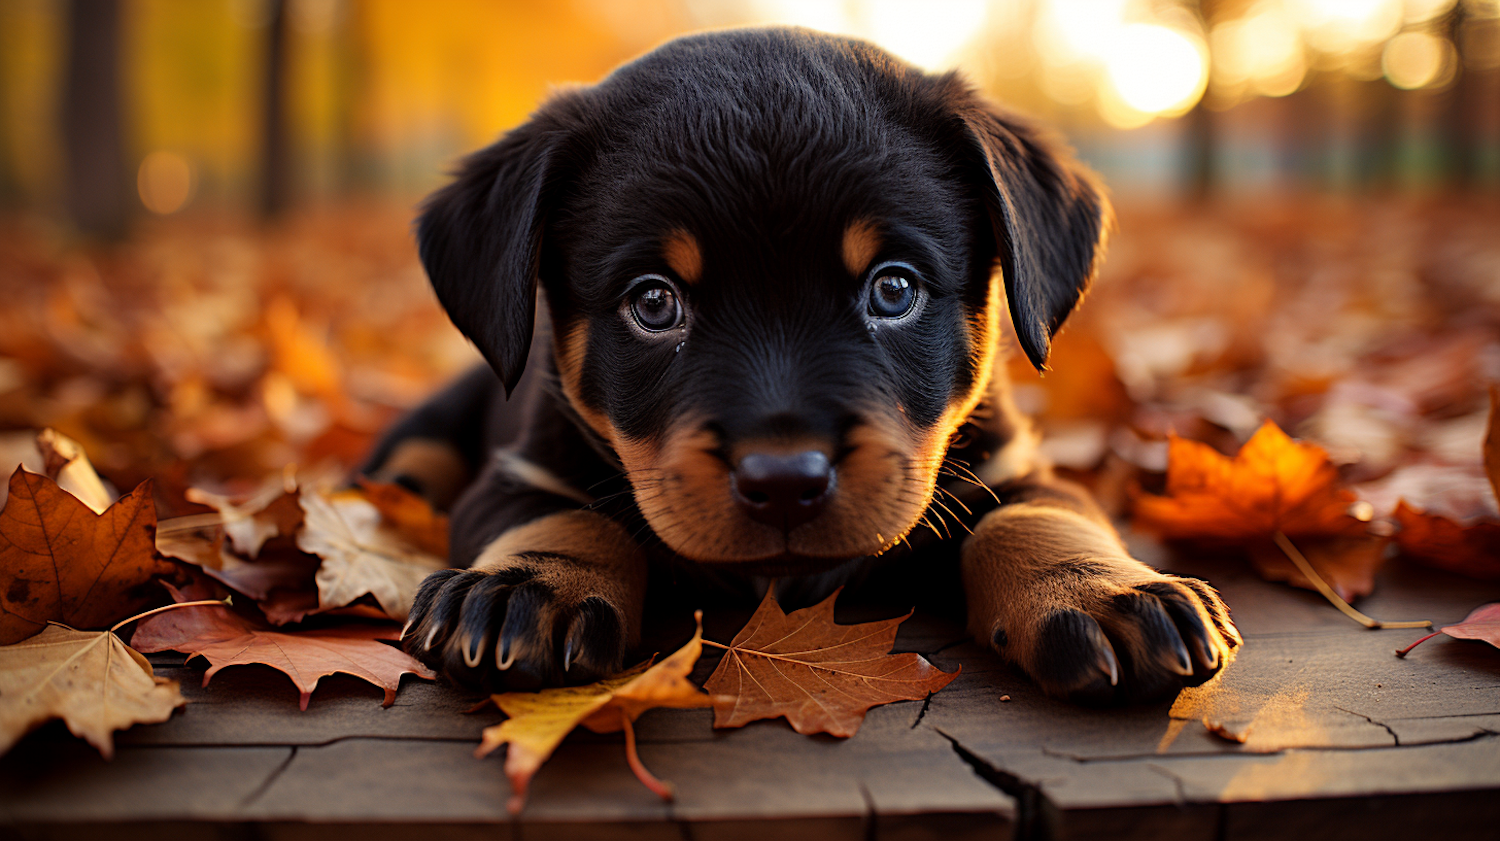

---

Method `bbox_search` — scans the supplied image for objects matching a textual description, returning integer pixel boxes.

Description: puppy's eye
[867,265,918,318]
[629,278,683,332]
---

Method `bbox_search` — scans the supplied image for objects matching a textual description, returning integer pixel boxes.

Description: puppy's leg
[402,463,646,692]
[360,364,500,509]
[961,474,1240,704]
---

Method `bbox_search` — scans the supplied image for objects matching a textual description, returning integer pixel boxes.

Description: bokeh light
[1296,0,1404,55]
[136,151,195,215]
[1383,30,1458,88]
[1211,4,1308,100]
[1104,24,1208,116]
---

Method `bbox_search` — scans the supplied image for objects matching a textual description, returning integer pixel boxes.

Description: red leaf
[131,582,433,709]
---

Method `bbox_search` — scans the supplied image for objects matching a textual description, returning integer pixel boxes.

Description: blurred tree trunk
[260,0,292,217]
[62,0,128,238]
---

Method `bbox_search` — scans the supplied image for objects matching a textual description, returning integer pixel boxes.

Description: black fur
[371,28,1238,704]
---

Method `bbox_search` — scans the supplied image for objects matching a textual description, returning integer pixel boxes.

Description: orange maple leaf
[1133,421,1368,542]
[702,587,958,737]
[476,612,716,814]
[130,582,433,709]
[0,468,175,645]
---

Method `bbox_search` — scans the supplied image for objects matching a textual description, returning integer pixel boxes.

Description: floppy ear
[415,98,580,396]
[956,100,1112,371]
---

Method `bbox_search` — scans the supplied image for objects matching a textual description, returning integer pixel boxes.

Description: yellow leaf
[476,612,715,814]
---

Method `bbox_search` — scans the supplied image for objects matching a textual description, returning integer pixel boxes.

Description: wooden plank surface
[2,540,1498,840]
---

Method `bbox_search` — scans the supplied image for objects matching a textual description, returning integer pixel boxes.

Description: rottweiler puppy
[367,27,1240,705]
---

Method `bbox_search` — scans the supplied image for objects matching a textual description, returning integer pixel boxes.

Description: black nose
[731,451,834,531]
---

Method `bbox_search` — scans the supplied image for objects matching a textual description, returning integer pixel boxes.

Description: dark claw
[1033,609,1119,705]
[1137,579,1224,683]
[558,597,624,684]
[495,582,557,691]
[415,570,483,657]
[1179,577,1242,649]
[405,568,463,644]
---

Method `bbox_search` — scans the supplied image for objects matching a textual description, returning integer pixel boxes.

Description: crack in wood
[1038,728,1498,764]
[936,727,1059,841]
[236,746,296,810]
[1332,705,1401,746]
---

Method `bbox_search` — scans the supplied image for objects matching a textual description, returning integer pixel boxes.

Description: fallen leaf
[1392,502,1500,582]
[702,588,958,737]
[1249,535,1390,602]
[0,623,185,758]
[186,472,302,558]
[1396,603,1500,656]
[36,428,114,514]
[477,612,716,814]
[1486,386,1500,510]
[1133,421,1369,542]
[131,582,433,709]
[156,522,321,603]
[355,477,449,558]
[297,487,447,621]
[0,468,174,644]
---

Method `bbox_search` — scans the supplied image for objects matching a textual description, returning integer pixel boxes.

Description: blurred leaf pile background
[0,0,1496,567]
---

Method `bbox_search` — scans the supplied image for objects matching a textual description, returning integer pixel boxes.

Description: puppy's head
[417,29,1109,570]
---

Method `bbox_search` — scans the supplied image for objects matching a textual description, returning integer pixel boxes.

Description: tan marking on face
[662,228,703,285]
[554,318,615,446]
[841,219,882,277]
[610,265,1009,566]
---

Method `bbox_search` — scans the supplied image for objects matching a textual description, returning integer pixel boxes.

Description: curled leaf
[476,612,715,814]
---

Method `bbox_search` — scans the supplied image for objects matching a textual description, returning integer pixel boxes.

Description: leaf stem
[1272,531,1431,630]
[109,599,228,633]
[1394,631,1441,657]
[701,639,729,650]
[620,710,674,802]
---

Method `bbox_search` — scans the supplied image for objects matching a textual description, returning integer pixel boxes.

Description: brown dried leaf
[36,428,114,514]
[131,582,433,709]
[1486,386,1500,510]
[297,488,447,621]
[0,469,174,644]
[1392,501,1500,582]
[185,472,302,558]
[702,588,958,737]
[0,623,185,758]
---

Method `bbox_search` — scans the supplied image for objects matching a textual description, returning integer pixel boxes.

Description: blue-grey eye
[630,279,682,331]
[868,267,917,318]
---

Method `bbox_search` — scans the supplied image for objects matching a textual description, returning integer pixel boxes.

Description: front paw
[401,563,628,692]
[992,568,1241,705]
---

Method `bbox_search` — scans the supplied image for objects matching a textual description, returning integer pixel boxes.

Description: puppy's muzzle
[730,450,834,532]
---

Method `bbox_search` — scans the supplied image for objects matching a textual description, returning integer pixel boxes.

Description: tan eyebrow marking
[842,219,882,277]
[662,228,703,285]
